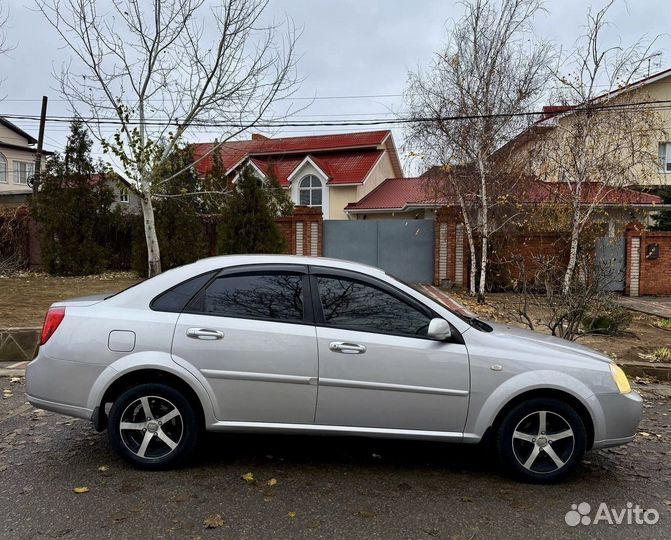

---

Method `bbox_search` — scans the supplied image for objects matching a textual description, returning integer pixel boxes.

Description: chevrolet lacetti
[26,255,642,482]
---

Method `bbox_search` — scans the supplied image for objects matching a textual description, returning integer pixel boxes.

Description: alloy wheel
[119,395,184,460]
[511,410,575,474]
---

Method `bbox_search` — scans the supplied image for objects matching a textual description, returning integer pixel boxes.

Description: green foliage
[31,121,115,275]
[651,187,671,231]
[218,164,288,255]
[582,304,632,336]
[131,145,208,274]
[265,163,294,217]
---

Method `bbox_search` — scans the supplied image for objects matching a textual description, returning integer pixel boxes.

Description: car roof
[107,255,388,307]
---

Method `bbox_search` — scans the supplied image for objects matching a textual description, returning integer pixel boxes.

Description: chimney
[251,133,269,141]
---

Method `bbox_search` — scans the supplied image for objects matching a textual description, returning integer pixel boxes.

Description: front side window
[191,272,304,322]
[659,142,671,172]
[13,161,34,185]
[315,275,432,337]
[298,175,322,207]
[0,153,7,183]
[119,188,130,203]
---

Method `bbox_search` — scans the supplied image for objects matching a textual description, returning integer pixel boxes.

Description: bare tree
[532,0,664,293]
[405,0,551,302]
[36,0,299,276]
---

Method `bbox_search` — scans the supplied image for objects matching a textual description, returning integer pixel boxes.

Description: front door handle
[186,328,224,340]
[329,341,366,354]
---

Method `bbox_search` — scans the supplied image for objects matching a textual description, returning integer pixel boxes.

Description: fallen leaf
[203,514,224,529]
[267,478,278,487]
[98,465,109,472]
[639,431,651,437]
[9,377,21,383]
[288,511,297,519]
[241,472,254,482]
[73,486,89,494]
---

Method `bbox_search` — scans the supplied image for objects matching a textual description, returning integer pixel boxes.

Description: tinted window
[315,276,431,336]
[151,271,217,312]
[192,272,304,321]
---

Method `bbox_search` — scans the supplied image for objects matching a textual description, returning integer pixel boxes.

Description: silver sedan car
[26,255,641,482]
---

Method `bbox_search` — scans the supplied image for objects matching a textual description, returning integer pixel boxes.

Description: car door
[170,264,319,424]
[311,269,470,433]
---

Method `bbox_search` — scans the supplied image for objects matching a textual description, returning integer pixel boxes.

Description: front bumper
[592,390,643,449]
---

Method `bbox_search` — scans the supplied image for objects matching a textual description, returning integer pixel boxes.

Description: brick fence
[275,206,323,257]
[625,223,671,296]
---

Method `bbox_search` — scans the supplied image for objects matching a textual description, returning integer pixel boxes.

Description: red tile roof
[345,177,662,212]
[250,150,383,186]
[192,130,391,177]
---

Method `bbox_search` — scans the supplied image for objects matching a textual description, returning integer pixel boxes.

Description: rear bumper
[25,393,93,421]
[592,390,643,449]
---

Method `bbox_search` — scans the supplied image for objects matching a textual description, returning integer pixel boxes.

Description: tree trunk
[140,193,162,277]
[563,213,581,294]
[477,155,488,304]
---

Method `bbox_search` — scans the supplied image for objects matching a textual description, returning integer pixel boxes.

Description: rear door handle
[329,341,366,354]
[186,328,224,340]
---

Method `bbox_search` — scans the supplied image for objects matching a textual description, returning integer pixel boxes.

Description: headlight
[609,363,631,394]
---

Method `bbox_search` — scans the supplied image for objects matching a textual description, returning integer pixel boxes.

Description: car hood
[487,322,612,365]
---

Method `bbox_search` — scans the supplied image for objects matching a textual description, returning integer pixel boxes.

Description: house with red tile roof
[191,130,403,219]
[345,175,665,226]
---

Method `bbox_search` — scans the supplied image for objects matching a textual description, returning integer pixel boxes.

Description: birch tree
[36,0,299,276]
[405,0,551,302]
[533,0,664,293]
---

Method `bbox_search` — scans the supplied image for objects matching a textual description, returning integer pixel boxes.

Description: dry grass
[0,272,142,328]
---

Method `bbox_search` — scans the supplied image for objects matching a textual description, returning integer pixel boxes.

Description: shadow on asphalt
[194,431,495,474]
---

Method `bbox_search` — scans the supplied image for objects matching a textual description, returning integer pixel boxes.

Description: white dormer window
[299,175,322,208]
[13,161,34,185]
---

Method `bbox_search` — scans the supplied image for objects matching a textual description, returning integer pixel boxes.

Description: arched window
[298,175,322,207]
[0,153,6,183]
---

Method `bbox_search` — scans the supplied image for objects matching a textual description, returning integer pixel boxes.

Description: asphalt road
[1,379,670,540]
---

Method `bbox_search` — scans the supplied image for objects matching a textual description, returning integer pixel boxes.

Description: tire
[108,383,201,470]
[495,397,586,483]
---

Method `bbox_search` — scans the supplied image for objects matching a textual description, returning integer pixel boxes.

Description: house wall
[514,74,671,187]
[0,145,40,195]
[328,185,357,219]
[107,180,142,213]
[0,124,31,147]
[356,152,397,199]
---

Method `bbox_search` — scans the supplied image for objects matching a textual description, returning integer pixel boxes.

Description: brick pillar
[624,221,643,297]
[289,206,323,257]
[434,207,464,287]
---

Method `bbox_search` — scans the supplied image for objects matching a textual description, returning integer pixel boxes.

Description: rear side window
[315,275,432,337]
[188,272,304,322]
[151,271,217,312]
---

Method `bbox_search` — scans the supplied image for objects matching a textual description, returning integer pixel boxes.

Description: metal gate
[595,236,626,292]
[322,220,435,283]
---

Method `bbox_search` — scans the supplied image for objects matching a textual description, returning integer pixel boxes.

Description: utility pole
[32,96,48,196]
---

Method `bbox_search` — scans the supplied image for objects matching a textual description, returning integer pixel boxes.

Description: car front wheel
[496,397,587,483]
[108,383,200,469]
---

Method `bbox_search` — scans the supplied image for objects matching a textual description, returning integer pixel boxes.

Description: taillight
[40,307,65,345]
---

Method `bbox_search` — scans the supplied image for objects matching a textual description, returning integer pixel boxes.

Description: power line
[3,98,671,128]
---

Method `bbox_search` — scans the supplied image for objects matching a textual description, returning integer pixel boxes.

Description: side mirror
[427,318,452,341]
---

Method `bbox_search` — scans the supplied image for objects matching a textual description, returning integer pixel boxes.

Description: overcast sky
[1,0,669,172]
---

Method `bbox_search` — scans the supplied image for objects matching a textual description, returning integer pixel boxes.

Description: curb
[617,360,671,382]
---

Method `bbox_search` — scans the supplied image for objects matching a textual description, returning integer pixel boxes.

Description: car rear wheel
[496,397,586,483]
[108,383,200,469]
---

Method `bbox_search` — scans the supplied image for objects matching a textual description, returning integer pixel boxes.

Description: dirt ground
[453,291,671,366]
[0,272,141,328]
